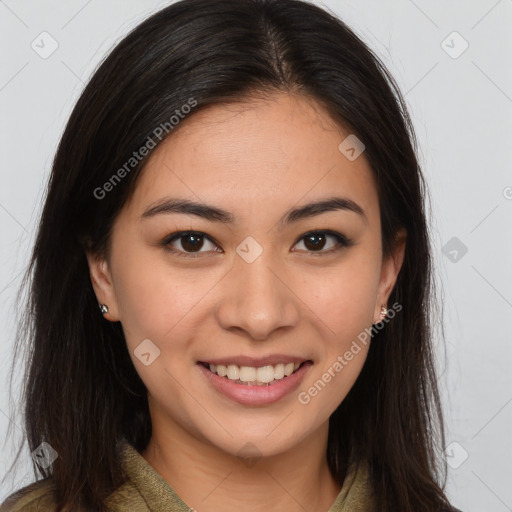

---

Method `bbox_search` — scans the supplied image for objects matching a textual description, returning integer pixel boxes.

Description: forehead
[123,92,379,226]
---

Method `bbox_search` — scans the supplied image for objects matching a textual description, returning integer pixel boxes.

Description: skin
[86,92,406,512]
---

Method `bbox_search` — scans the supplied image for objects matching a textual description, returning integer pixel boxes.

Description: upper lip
[199,355,310,367]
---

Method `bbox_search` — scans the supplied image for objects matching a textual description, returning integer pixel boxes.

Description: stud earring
[99,304,108,315]
[380,304,388,321]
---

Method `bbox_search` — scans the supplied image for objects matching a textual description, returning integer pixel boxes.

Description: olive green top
[1,439,376,511]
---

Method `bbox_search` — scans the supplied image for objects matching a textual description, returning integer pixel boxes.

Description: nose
[215,252,300,341]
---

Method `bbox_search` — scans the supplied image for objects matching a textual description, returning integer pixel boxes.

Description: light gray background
[1,1,511,510]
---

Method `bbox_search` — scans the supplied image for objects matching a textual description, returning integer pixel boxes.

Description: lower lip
[197,362,313,406]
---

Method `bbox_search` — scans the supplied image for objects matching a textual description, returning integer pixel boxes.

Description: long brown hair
[3,0,454,510]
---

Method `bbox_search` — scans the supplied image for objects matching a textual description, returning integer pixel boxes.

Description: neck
[140,420,343,512]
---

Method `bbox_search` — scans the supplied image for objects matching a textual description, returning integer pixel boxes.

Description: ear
[372,228,407,324]
[85,250,120,322]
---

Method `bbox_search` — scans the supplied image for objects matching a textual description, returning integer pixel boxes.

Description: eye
[292,230,354,256]
[161,231,221,258]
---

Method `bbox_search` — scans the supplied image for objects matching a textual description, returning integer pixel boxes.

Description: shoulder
[0,479,57,512]
[0,479,142,512]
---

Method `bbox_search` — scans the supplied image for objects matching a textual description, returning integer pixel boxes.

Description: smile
[197,359,313,405]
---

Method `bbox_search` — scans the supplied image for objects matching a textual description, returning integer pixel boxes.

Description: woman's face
[87,92,405,459]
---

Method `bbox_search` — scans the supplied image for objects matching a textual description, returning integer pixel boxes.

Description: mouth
[198,360,312,386]
[197,358,314,405]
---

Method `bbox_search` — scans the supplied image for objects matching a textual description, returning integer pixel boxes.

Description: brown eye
[302,233,329,251]
[292,230,353,255]
[162,231,220,258]
[179,233,205,252]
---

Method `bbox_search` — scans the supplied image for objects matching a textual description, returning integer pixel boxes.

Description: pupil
[305,234,325,251]
[182,234,203,252]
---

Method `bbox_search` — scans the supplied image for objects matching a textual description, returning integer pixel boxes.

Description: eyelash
[160,230,354,259]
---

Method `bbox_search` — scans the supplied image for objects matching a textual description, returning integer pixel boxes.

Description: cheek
[111,245,222,349]
[294,250,380,408]
[298,256,380,337]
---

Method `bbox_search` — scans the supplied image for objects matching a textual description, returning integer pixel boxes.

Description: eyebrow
[140,196,367,226]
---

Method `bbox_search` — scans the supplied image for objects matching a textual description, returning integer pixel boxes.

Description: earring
[379,304,388,321]
[99,304,108,315]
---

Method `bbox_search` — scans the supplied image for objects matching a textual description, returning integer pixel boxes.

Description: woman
[1,0,462,510]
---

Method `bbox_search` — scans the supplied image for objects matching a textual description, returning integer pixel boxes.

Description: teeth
[284,362,295,377]
[256,365,275,383]
[226,365,239,380]
[274,363,285,380]
[239,366,256,382]
[208,361,303,385]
